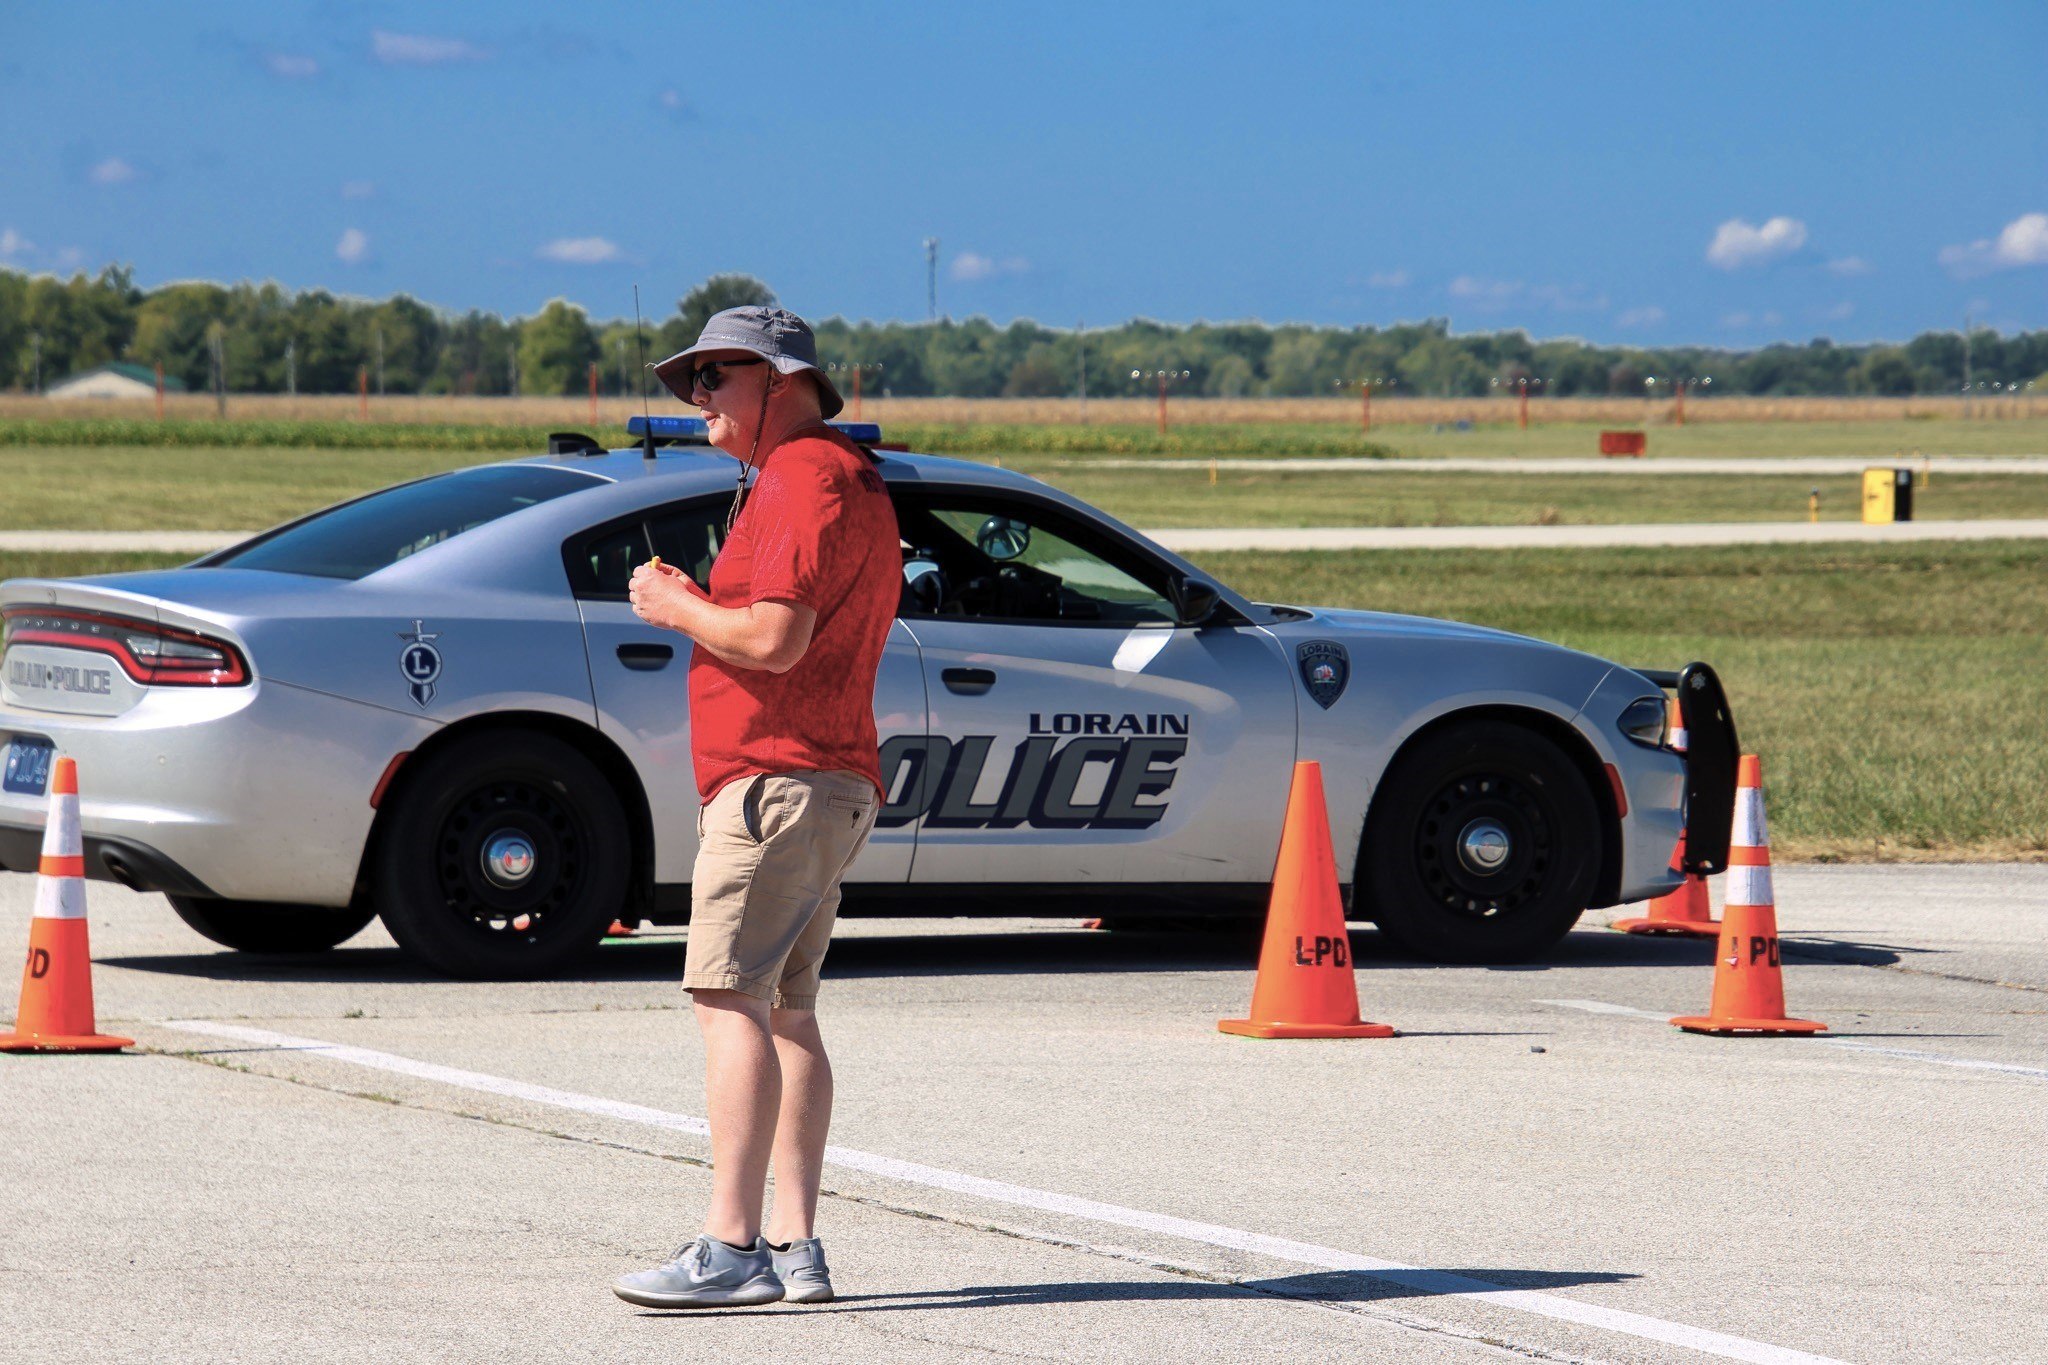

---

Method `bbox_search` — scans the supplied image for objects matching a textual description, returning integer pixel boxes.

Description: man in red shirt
[613,306,899,1310]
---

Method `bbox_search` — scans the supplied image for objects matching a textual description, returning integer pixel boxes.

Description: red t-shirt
[688,424,900,804]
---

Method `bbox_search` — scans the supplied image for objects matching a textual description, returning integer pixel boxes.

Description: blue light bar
[627,415,882,444]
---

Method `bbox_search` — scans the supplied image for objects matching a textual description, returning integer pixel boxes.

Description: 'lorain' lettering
[1028,712,1190,737]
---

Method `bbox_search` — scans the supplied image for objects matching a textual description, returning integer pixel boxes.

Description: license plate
[3,738,55,797]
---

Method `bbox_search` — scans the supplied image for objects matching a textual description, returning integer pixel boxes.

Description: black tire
[168,895,376,954]
[374,730,630,979]
[1358,720,1601,963]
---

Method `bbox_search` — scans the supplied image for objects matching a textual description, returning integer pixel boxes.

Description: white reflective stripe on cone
[1725,863,1774,910]
[1731,787,1768,849]
[39,791,82,859]
[32,871,87,921]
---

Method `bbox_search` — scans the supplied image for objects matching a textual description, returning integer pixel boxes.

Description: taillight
[2,608,250,686]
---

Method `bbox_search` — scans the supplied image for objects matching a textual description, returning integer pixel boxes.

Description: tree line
[2,265,2042,400]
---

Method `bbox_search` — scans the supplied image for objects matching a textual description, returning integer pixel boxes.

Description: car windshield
[204,465,603,581]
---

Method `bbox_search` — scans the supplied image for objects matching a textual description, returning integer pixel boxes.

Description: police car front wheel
[1358,720,1600,964]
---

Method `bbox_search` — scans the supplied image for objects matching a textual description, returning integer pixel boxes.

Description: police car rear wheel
[1359,720,1599,963]
[167,896,377,954]
[375,732,629,979]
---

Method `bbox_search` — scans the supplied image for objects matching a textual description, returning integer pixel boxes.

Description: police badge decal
[1296,640,1349,710]
[396,620,443,708]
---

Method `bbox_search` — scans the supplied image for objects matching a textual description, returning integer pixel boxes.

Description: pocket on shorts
[824,787,875,832]
[740,774,767,845]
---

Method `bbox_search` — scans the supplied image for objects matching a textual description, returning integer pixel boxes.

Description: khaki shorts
[683,769,879,1009]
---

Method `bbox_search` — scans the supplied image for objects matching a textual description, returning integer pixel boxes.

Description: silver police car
[0,418,1738,978]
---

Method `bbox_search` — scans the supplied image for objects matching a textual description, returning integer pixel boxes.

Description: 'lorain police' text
[881,714,1192,830]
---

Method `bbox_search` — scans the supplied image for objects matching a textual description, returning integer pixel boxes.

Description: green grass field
[5,540,2042,863]
[3,443,2045,533]
[1033,467,2048,528]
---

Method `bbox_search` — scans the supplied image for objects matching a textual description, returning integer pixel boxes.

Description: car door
[569,496,924,885]
[888,485,1297,887]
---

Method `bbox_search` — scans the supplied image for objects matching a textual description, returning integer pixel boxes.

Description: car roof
[510,443,1057,496]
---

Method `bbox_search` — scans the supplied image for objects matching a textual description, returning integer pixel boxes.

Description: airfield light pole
[285,340,297,397]
[588,361,599,424]
[1135,369,1191,435]
[1077,320,1087,424]
[154,362,165,421]
[924,237,939,321]
[373,326,385,396]
[357,365,369,420]
[1344,377,1389,433]
[828,361,883,421]
[28,331,39,395]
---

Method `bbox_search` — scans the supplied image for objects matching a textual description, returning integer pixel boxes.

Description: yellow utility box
[1861,467,1915,524]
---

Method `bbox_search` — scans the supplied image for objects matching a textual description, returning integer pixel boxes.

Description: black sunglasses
[689,357,766,395]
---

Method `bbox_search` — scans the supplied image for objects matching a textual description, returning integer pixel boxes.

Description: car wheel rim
[434,779,585,941]
[1414,772,1553,920]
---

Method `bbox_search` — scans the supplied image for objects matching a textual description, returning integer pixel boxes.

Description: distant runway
[1066,456,2048,475]
[1147,518,2048,552]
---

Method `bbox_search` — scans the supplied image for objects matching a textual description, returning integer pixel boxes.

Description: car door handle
[942,666,996,695]
[616,643,674,671]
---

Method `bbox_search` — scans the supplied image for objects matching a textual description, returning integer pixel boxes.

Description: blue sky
[2,1,2042,345]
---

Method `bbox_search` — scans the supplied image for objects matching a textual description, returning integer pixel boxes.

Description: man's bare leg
[764,1006,833,1244]
[693,989,779,1245]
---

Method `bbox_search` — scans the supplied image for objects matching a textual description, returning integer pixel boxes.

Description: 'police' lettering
[877,732,1187,831]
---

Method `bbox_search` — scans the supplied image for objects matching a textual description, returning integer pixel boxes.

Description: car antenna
[633,284,656,462]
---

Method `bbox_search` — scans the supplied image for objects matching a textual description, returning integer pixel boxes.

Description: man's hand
[628,560,702,631]
[628,561,816,672]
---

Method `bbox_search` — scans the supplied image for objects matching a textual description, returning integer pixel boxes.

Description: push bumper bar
[1631,662,1740,877]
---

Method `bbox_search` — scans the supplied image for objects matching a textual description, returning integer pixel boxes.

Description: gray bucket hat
[651,305,844,419]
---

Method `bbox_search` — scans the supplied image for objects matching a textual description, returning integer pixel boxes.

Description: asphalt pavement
[2,865,2043,1364]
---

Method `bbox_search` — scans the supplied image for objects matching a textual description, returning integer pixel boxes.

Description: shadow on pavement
[632,1266,1639,1317]
[105,920,1901,985]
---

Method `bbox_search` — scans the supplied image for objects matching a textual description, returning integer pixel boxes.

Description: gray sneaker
[613,1234,785,1309]
[769,1237,834,1303]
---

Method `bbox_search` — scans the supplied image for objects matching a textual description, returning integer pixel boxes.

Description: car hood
[1289,605,1544,647]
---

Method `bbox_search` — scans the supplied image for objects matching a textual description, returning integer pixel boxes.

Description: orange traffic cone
[1220,761,1394,1039]
[0,758,131,1053]
[1614,701,1720,937]
[1671,755,1825,1036]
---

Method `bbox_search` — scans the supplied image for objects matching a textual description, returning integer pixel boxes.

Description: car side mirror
[1171,576,1223,628]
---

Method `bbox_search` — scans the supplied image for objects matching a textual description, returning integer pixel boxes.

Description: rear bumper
[0,677,437,907]
[0,823,218,897]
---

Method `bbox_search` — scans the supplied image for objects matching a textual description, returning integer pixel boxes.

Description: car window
[571,499,726,597]
[206,465,602,581]
[896,494,1176,625]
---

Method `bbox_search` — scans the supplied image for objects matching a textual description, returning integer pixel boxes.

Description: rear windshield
[204,465,602,581]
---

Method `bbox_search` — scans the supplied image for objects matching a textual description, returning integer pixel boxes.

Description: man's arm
[629,564,816,673]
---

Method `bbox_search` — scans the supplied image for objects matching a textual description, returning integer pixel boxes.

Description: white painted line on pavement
[162,1018,1847,1365]
[1538,999,2048,1080]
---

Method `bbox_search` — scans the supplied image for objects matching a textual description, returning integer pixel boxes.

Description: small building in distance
[46,362,187,400]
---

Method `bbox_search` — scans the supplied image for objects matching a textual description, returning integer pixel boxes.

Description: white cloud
[537,236,622,265]
[1721,311,1752,328]
[89,157,137,186]
[341,180,376,200]
[0,227,33,260]
[1824,255,1872,277]
[263,51,320,79]
[1705,216,1808,270]
[1448,276,1605,311]
[950,251,1029,282]
[1819,301,1856,322]
[1616,306,1667,328]
[372,30,490,65]
[1448,275,1520,303]
[1937,212,2048,279]
[1366,269,1409,289]
[335,228,369,264]
[1762,310,1784,327]
[656,89,691,119]
[51,246,84,270]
